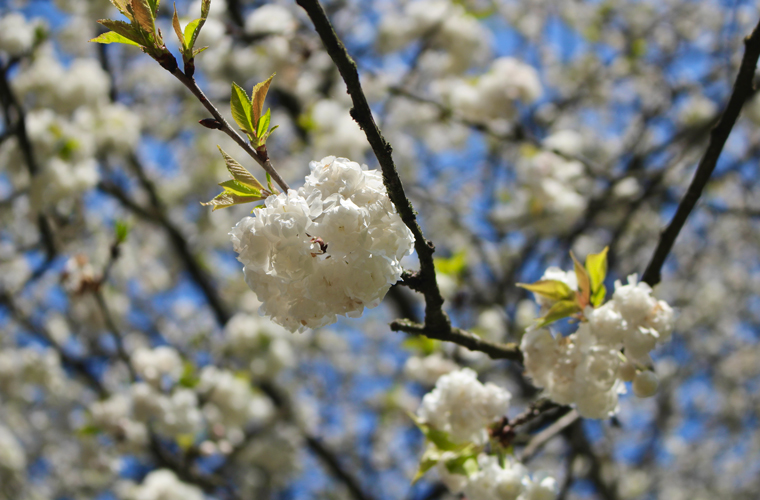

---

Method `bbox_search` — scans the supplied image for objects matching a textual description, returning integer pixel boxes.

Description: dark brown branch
[296,0,522,361]
[641,17,760,286]
[563,419,619,500]
[390,319,522,362]
[295,0,446,325]
[305,435,377,500]
[0,61,57,268]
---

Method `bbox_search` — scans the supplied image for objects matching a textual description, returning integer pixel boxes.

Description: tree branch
[641,17,760,286]
[167,68,290,192]
[520,410,579,463]
[390,319,522,362]
[296,0,522,361]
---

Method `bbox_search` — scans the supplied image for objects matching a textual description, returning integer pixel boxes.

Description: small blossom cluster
[377,0,491,74]
[417,369,557,500]
[0,13,38,57]
[223,312,297,379]
[434,57,543,123]
[0,347,65,399]
[231,156,415,332]
[2,46,140,210]
[521,272,675,418]
[123,469,204,500]
[441,454,558,500]
[90,346,273,446]
[417,368,510,444]
[492,131,588,234]
[404,352,459,386]
[0,424,26,474]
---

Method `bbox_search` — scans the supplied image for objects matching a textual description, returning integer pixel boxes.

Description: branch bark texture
[296,0,521,362]
[641,17,760,286]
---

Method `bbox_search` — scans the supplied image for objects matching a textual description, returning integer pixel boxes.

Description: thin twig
[641,17,760,286]
[520,410,579,463]
[168,68,290,192]
[390,318,522,362]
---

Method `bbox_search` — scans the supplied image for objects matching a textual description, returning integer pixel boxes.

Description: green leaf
[535,300,581,328]
[408,413,461,451]
[129,0,155,34]
[90,31,142,46]
[630,38,647,59]
[424,426,460,452]
[185,0,209,50]
[257,108,271,141]
[264,124,279,138]
[412,447,442,484]
[110,0,134,21]
[591,284,607,308]
[115,220,130,243]
[147,0,160,16]
[172,4,185,47]
[230,83,254,135]
[571,251,591,308]
[251,73,275,127]
[218,179,261,197]
[184,18,202,48]
[262,124,279,145]
[77,424,102,437]
[97,19,145,45]
[585,246,609,300]
[178,360,199,388]
[444,453,479,478]
[176,433,195,450]
[517,279,575,302]
[434,250,467,276]
[401,336,437,355]
[217,147,266,191]
[201,191,266,211]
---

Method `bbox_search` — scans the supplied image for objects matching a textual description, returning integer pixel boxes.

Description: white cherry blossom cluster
[123,469,204,500]
[0,13,38,57]
[521,272,675,418]
[442,454,559,500]
[0,424,26,475]
[417,369,557,500]
[196,366,275,434]
[223,312,298,380]
[434,57,543,123]
[492,131,588,234]
[1,51,140,211]
[88,364,274,447]
[0,347,65,398]
[131,346,183,388]
[376,0,491,74]
[404,352,459,386]
[231,156,415,332]
[417,368,510,445]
